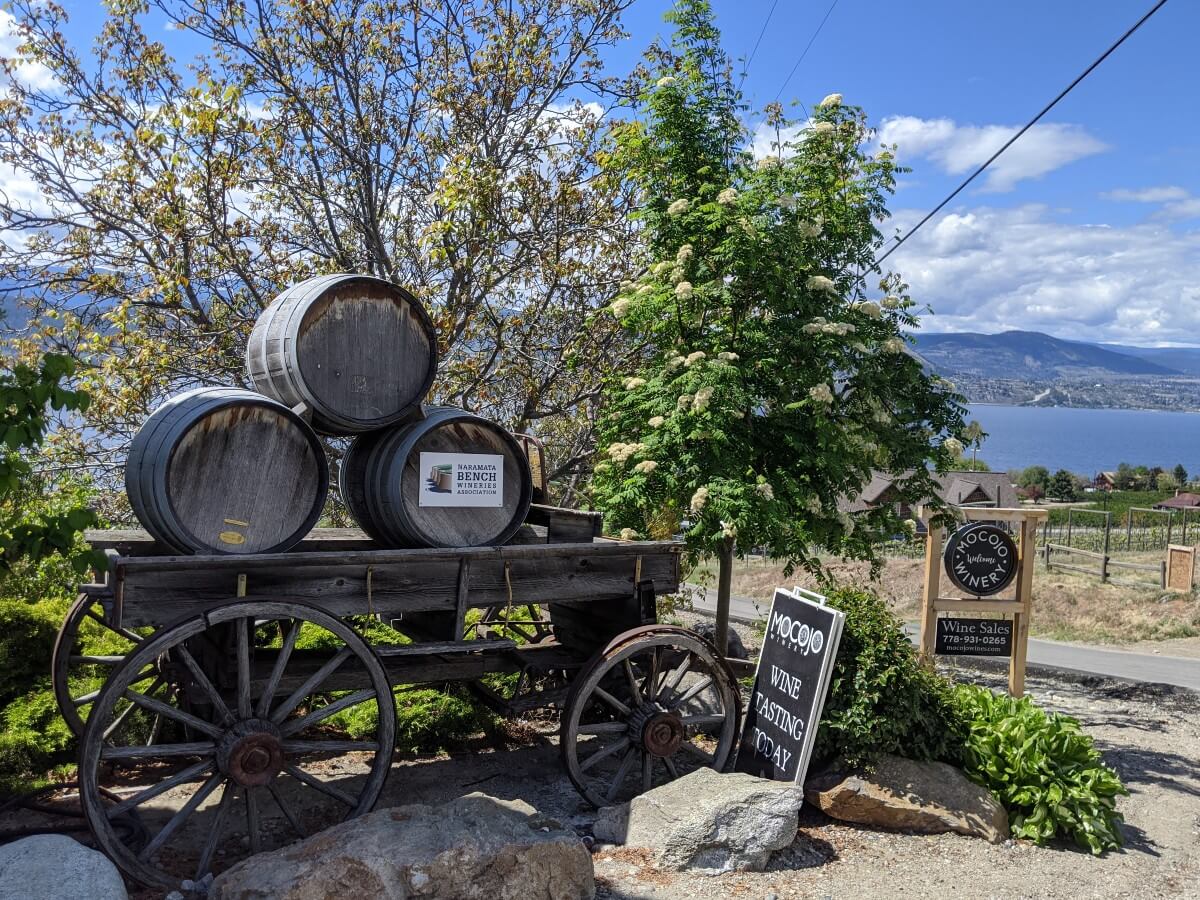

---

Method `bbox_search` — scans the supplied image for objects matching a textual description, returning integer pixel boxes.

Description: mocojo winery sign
[942,522,1018,596]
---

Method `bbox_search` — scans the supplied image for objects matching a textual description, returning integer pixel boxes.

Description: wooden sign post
[919,506,1047,697]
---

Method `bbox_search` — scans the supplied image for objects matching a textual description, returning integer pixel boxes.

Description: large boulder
[0,834,127,900]
[210,793,594,900]
[805,754,1009,844]
[600,768,803,874]
[689,622,748,660]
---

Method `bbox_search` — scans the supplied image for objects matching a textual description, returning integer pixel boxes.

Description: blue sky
[29,0,1200,346]
[611,0,1199,346]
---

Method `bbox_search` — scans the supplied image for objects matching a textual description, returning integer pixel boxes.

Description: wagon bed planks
[102,540,681,628]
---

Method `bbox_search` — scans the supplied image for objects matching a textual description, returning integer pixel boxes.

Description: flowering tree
[591,0,966,650]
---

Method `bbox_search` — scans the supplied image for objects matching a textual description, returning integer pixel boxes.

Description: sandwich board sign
[735,588,844,784]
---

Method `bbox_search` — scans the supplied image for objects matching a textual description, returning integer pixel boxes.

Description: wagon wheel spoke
[246,786,262,856]
[101,741,217,761]
[237,618,252,719]
[579,736,630,773]
[256,619,300,718]
[666,676,714,712]
[270,647,353,724]
[123,684,224,739]
[195,782,235,882]
[656,654,692,701]
[642,648,660,699]
[605,749,638,804]
[282,763,357,807]
[663,755,680,780]
[576,722,628,735]
[591,686,631,717]
[278,689,377,738]
[680,714,727,730]
[102,680,162,743]
[622,659,642,703]
[84,608,144,645]
[138,771,225,862]
[106,759,214,819]
[641,751,653,793]
[175,644,234,727]
[267,781,306,839]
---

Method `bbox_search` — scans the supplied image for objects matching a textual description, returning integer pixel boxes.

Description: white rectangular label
[418,452,504,508]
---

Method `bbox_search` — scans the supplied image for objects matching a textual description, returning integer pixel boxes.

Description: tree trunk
[715,536,735,656]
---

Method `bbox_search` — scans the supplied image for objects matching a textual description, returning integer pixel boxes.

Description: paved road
[686,584,1200,692]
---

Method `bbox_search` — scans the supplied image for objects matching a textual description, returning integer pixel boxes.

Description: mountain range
[911,330,1200,380]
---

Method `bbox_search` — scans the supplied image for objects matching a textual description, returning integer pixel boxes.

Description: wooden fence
[1043,542,1166,589]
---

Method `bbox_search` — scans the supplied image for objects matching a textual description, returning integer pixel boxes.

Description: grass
[684,549,1200,646]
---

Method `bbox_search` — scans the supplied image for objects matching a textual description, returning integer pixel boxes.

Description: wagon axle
[217,720,285,788]
[627,702,686,758]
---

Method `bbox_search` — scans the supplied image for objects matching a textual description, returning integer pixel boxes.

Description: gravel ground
[9,614,1197,899]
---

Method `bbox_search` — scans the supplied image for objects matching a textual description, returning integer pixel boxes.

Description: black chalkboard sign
[935,616,1013,656]
[735,588,844,783]
[943,522,1018,596]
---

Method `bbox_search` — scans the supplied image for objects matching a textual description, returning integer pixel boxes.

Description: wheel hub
[628,702,684,758]
[217,719,284,787]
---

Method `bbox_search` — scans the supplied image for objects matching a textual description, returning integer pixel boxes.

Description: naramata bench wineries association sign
[735,588,844,783]
[943,522,1018,596]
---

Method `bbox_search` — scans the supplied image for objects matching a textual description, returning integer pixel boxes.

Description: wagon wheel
[53,593,167,742]
[78,601,396,890]
[561,625,741,808]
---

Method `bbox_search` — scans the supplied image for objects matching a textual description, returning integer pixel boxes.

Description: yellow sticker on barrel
[224,518,250,527]
[219,531,247,545]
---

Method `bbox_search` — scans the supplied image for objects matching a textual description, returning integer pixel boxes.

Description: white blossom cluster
[675,281,693,299]
[806,274,836,293]
[689,486,710,514]
[648,415,665,428]
[623,376,647,390]
[809,383,834,405]
[607,441,646,462]
[692,386,714,412]
[684,350,706,366]
[755,482,774,501]
[717,187,739,206]
[667,198,690,216]
[632,459,658,474]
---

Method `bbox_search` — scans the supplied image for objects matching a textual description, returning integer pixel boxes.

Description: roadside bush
[955,684,1127,854]
[325,685,497,754]
[0,679,74,791]
[0,598,63,704]
[814,587,966,770]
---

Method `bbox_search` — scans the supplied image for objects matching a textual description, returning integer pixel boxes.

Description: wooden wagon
[54,507,742,889]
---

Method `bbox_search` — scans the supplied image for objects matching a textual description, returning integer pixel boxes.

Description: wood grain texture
[246,274,436,435]
[347,407,533,548]
[111,542,681,628]
[124,388,328,555]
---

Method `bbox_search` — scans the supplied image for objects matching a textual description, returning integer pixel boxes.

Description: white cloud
[750,121,807,160]
[1104,185,1200,222]
[877,116,1107,192]
[0,10,58,93]
[888,204,1200,343]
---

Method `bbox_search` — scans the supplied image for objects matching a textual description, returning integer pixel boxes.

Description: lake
[963,405,1200,476]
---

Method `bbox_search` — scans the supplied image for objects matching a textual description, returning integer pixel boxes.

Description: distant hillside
[1101,344,1200,377]
[912,331,1180,379]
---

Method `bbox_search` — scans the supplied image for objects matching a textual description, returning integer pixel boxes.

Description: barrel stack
[125,274,535,554]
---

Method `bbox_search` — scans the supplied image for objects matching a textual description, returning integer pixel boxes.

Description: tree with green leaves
[591,0,966,650]
[1173,463,1188,487]
[1,352,103,580]
[0,0,638,504]
[1049,469,1076,502]
[1016,466,1049,491]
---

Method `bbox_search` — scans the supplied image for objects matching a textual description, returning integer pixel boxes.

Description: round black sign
[943,522,1018,596]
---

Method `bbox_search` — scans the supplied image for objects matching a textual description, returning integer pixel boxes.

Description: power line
[873,0,1171,272]
[738,0,780,92]
[773,0,842,106]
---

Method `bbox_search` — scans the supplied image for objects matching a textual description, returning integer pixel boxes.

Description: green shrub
[814,587,966,770]
[323,685,496,754]
[0,598,63,705]
[0,679,74,790]
[955,684,1127,854]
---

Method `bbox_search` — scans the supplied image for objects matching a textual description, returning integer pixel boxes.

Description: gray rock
[618,768,803,873]
[805,754,1009,844]
[0,834,127,900]
[210,792,594,900]
[593,803,629,843]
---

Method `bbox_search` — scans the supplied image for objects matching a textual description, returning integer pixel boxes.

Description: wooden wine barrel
[125,387,329,555]
[341,407,533,548]
[246,274,438,434]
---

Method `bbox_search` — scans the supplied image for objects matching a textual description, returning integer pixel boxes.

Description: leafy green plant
[0,598,63,704]
[955,683,1128,854]
[814,587,966,770]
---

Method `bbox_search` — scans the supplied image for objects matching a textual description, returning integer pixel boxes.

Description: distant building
[1153,492,1200,511]
[846,470,1019,531]
[1094,471,1118,491]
